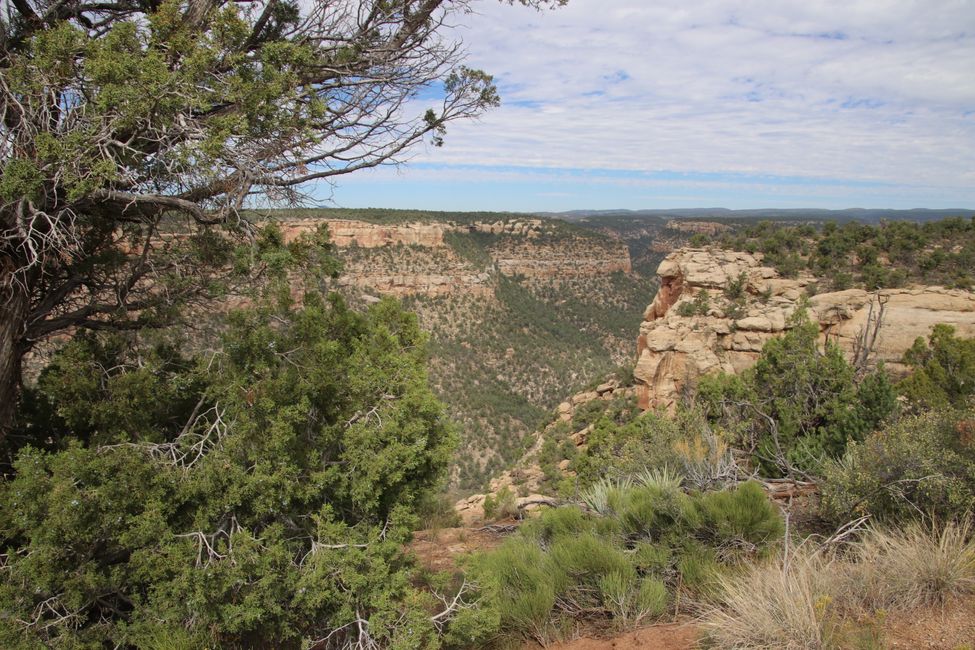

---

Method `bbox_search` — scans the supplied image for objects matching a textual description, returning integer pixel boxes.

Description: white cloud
[386,0,975,199]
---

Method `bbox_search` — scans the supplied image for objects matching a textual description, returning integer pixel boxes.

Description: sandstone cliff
[277,217,544,248]
[276,215,630,296]
[635,248,975,410]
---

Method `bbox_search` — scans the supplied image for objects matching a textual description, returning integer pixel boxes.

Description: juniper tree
[0,0,565,436]
[0,277,461,647]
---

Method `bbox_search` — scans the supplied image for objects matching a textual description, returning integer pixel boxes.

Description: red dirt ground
[885,597,975,649]
[534,623,702,650]
[410,525,510,573]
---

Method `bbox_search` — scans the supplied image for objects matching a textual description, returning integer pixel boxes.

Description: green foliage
[482,487,518,521]
[724,271,749,301]
[573,408,684,485]
[599,571,669,628]
[697,312,896,476]
[0,293,455,648]
[464,538,557,639]
[550,533,633,590]
[694,481,785,547]
[573,405,739,492]
[571,398,610,429]
[676,289,712,316]
[821,407,975,523]
[899,325,975,411]
[676,542,721,593]
[712,217,975,291]
[463,481,782,646]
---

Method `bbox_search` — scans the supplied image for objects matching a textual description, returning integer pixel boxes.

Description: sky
[318,0,975,212]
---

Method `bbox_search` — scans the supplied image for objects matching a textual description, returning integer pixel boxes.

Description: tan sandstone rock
[634,248,975,411]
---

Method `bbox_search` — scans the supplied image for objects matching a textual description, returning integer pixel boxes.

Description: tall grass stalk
[848,519,975,611]
[702,549,838,650]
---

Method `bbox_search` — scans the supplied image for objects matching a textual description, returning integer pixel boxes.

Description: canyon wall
[635,248,975,410]
[492,237,632,280]
[277,217,544,248]
[275,215,631,296]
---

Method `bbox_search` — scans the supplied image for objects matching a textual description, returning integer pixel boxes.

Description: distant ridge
[546,207,975,224]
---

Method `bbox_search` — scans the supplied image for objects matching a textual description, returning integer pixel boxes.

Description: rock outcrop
[665,220,733,236]
[454,378,633,525]
[635,248,975,411]
[277,217,545,248]
[493,239,632,279]
[276,215,632,296]
[278,218,448,247]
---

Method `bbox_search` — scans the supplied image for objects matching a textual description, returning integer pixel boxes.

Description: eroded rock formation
[277,215,632,296]
[278,217,546,248]
[635,248,975,410]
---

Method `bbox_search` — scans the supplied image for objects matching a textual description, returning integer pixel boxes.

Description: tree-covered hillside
[313,211,663,490]
[700,217,975,290]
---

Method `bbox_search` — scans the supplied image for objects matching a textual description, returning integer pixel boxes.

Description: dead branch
[851,292,888,377]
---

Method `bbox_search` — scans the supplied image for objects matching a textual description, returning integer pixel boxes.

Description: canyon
[268,210,660,488]
[454,243,975,520]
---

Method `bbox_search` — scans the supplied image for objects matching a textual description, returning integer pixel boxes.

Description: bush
[676,542,722,596]
[599,571,669,628]
[482,486,518,521]
[573,408,695,486]
[462,481,784,644]
[550,533,634,605]
[695,482,785,551]
[697,312,896,477]
[523,503,593,545]
[899,324,975,411]
[615,481,691,541]
[632,542,673,576]
[0,295,456,648]
[820,408,975,523]
[724,272,749,301]
[676,289,711,317]
[848,520,975,610]
[469,538,558,639]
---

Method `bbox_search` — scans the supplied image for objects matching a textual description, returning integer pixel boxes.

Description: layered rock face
[635,248,975,410]
[665,220,733,236]
[493,237,632,280]
[278,218,448,247]
[275,215,631,296]
[278,217,544,248]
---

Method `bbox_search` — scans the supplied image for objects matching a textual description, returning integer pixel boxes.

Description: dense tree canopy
[898,324,975,411]
[0,0,565,434]
[0,273,458,647]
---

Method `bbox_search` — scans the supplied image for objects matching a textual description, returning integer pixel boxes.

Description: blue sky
[317,0,975,212]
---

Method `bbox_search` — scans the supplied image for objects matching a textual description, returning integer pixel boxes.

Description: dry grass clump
[847,520,975,611]
[703,520,975,650]
[702,549,839,650]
